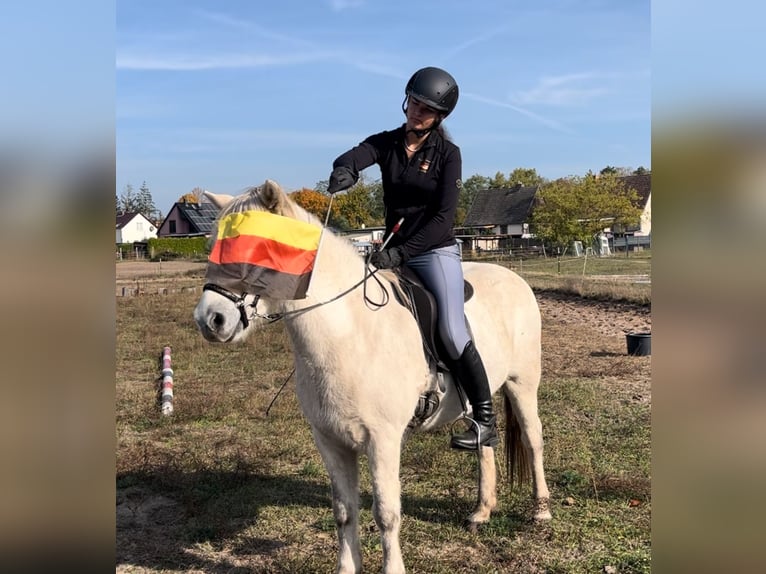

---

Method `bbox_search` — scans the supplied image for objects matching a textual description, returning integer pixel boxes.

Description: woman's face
[405,96,440,131]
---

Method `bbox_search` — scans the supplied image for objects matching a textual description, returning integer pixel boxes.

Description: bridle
[202,282,263,328]
[201,192,393,332]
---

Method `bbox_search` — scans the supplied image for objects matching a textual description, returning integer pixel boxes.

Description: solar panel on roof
[181,203,219,233]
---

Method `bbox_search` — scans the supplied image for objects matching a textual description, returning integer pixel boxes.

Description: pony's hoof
[533,498,552,521]
[463,519,481,534]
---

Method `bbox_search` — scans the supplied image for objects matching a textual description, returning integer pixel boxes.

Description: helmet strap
[402,96,444,138]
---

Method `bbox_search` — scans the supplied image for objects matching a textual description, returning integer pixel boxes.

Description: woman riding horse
[327,66,497,451]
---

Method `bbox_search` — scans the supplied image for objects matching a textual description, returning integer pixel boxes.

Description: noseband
[203,283,256,329]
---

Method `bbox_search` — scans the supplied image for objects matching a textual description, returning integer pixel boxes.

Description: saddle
[389,267,475,427]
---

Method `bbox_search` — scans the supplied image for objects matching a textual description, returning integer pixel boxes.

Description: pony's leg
[505,386,552,520]
[313,431,362,574]
[466,445,498,532]
[367,435,405,574]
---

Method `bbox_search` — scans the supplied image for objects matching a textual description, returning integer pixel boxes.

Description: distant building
[615,173,651,236]
[116,212,158,244]
[461,183,539,250]
[157,200,219,237]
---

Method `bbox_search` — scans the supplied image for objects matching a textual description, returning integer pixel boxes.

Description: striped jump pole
[160,346,174,415]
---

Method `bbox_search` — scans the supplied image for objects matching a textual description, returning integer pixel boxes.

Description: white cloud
[116,51,330,71]
[462,92,573,134]
[328,0,365,11]
[510,72,611,107]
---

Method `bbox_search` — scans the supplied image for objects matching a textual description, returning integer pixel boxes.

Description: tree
[530,173,642,250]
[137,181,157,220]
[290,188,336,221]
[600,165,632,176]
[633,166,649,175]
[313,174,383,229]
[178,192,199,203]
[488,171,510,189]
[336,185,374,229]
[507,167,546,187]
[118,183,138,214]
[457,174,490,226]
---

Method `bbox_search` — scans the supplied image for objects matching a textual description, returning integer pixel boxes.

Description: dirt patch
[116,261,206,280]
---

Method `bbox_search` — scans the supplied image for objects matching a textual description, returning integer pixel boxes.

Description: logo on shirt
[418,158,431,173]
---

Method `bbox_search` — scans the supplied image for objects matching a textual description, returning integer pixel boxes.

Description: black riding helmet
[402,66,459,118]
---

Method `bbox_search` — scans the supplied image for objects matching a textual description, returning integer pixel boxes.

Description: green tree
[530,173,642,250]
[600,165,633,176]
[366,180,385,225]
[457,174,490,226]
[488,171,510,189]
[118,183,138,213]
[633,166,649,175]
[336,185,373,229]
[507,167,546,186]
[137,181,157,220]
[314,174,384,229]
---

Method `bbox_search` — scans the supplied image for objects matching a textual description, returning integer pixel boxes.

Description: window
[169,220,176,234]
[136,221,144,231]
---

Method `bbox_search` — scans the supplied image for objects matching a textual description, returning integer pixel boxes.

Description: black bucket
[626,332,651,356]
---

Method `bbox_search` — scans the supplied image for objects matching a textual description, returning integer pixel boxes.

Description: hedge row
[147,237,210,260]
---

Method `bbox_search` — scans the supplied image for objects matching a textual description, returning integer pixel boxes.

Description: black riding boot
[449,341,499,451]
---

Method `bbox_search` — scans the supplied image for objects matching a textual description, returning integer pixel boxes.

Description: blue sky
[117,0,650,214]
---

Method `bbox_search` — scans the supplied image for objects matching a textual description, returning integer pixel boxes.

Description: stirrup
[450,417,499,451]
[414,391,439,420]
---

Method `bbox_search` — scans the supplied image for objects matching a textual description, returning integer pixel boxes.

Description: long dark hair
[435,123,452,142]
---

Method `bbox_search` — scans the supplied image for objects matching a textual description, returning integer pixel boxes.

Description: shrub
[147,237,210,261]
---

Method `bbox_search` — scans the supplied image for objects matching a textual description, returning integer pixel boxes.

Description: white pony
[194,180,550,574]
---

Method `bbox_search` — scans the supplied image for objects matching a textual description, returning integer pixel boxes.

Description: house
[339,226,387,255]
[461,184,539,251]
[616,173,651,236]
[116,212,158,244]
[157,200,220,237]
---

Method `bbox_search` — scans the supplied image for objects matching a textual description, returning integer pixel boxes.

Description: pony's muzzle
[194,296,240,343]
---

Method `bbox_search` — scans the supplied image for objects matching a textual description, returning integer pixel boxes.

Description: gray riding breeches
[404,243,470,360]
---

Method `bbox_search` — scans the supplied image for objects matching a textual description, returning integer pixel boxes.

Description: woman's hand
[369,247,405,269]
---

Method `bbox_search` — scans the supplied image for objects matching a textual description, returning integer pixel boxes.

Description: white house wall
[639,194,651,236]
[117,215,158,243]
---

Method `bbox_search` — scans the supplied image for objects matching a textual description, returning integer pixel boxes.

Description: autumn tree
[530,173,642,250]
[290,188,337,221]
[178,193,197,203]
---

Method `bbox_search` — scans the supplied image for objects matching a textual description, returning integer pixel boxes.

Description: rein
[203,266,389,326]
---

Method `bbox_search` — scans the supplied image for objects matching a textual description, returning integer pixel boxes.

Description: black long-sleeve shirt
[332,124,462,259]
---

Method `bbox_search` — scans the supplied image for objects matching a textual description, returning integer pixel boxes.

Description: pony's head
[193,179,317,343]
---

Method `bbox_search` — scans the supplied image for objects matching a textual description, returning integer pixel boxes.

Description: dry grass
[116,265,651,573]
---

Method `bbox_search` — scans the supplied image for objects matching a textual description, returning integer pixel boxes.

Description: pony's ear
[257,179,294,216]
[203,191,234,211]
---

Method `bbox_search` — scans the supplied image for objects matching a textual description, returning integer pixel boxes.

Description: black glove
[369,247,405,269]
[327,166,357,194]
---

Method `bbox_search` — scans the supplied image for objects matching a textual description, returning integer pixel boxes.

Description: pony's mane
[215,185,321,227]
[212,184,361,261]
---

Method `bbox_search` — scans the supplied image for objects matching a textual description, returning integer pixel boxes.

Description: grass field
[116,259,651,573]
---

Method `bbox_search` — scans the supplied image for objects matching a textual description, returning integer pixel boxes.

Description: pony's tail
[504,393,531,488]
